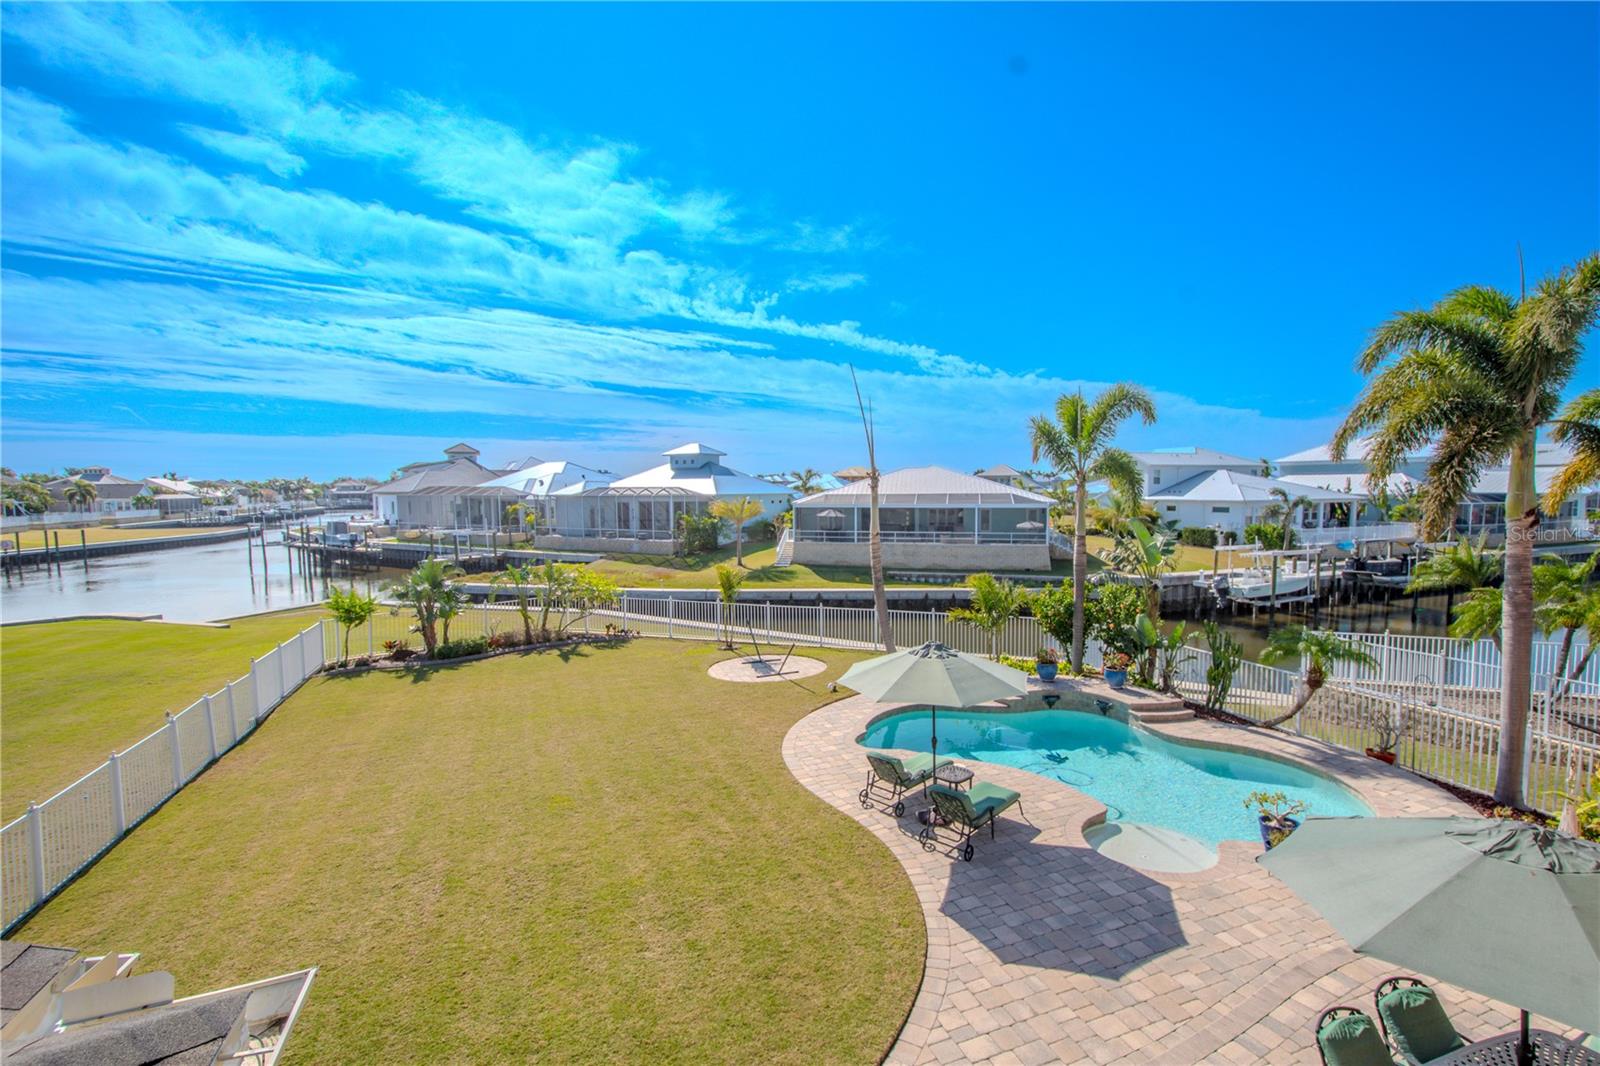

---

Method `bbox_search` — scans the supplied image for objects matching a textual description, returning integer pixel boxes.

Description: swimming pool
[858,698,1372,849]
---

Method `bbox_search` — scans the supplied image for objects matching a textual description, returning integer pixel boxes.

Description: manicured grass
[4,525,248,549]
[1083,535,1222,573]
[0,609,328,821]
[16,640,923,1063]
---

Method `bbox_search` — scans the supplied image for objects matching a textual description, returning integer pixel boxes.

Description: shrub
[1087,583,1144,658]
[1035,646,1059,665]
[1178,526,1218,548]
[488,631,525,650]
[1029,583,1074,648]
[434,636,491,660]
[1243,522,1296,550]
[746,518,776,542]
[998,654,1038,676]
[677,512,720,554]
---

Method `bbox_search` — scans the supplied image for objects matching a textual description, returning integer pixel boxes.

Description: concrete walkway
[783,684,1584,1065]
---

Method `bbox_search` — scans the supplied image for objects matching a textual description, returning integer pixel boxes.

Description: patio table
[1431,1030,1600,1066]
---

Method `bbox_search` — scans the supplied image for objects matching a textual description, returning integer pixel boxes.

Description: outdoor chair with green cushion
[1316,1007,1400,1066]
[917,781,1025,862]
[1374,977,1468,1065]
[859,753,941,817]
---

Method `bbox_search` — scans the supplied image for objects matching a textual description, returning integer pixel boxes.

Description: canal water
[0,518,390,624]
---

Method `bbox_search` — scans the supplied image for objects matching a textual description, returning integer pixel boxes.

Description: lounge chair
[1373,977,1468,1065]
[1315,1007,1400,1066]
[859,753,941,817]
[917,781,1024,861]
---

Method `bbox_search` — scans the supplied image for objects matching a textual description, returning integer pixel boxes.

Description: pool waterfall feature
[858,691,1373,868]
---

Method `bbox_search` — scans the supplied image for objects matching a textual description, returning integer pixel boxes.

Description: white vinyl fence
[1,621,327,934]
[1314,630,1599,697]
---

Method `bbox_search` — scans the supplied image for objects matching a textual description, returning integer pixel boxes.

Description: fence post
[667,596,674,639]
[203,694,219,761]
[1436,650,1446,706]
[817,603,825,647]
[224,681,237,744]
[166,713,184,789]
[277,641,289,700]
[1381,630,1392,682]
[1522,693,1539,798]
[25,803,46,906]
[107,751,127,836]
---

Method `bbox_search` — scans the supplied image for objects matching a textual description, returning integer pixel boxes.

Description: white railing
[0,621,328,935]
[791,529,1046,545]
[1296,522,1418,546]
[1314,630,1600,696]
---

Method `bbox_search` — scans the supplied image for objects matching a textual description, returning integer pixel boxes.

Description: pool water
[859,702,1372,848]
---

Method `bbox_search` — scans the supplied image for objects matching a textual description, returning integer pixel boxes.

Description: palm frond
[1544,388,1600,512]
[1029,415,1077,475]
[1417,422,1521,540]
[1512,254,1600,384]
[1091,448,1143,503]
[1082,383,1157,452]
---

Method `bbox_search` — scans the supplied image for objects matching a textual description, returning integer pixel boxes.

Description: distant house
[477,460,617,527]
[975,464,1045,491]
[44,467,146,513]
[791,466,1053,571]
[1,938,315,1065]
[1146,470,1374,544]
[140,475,205,515]
[832,466,871,484]
[325,479,375,510]
[1129,448,1262,496]
[369,443,517,529]
[537,443,792,554]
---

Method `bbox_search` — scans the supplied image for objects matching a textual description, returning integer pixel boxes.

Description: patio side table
[932,763,974,790]
[1431,1030,1600,1066]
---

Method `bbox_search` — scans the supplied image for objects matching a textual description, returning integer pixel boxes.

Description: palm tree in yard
[1258,626,1378,729]
[1333,252,1600,807]
[1407,535,1503,646]
[714,564,745,648]
[948,573,1030,660]
[1544,388,1600,516]
[709,495,763,566]
[1261,487,1314,549]
[1029,384,1156,673]
[385,558,463,657]
[851,366,894,652]
[789,468,824,496]
[63,478,97,514]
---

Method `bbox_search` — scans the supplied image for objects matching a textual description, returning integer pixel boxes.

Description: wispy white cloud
[787,272,867,293]
[178,124,305,177]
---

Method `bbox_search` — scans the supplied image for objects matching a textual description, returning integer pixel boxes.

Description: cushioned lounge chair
[917,781,1024,861]
[1316,1007,1400,1066]
[1374,977,1468,1065]
[859,753,941,817]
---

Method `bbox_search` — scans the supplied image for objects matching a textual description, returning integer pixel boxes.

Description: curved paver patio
[784,681,1587,1065]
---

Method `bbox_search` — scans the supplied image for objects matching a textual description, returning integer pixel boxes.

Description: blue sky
[2,2,1595,480]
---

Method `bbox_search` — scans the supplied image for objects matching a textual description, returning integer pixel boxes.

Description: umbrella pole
[1518,1010,1531,1066]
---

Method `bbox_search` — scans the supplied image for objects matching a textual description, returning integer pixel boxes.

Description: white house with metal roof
[790,466,1054,571]
[1130,447,1263,496]
[534,443,792,554]
[370,443,520,529]
[1147,469,1383,545]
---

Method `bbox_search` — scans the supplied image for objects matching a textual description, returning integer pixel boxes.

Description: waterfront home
[370,443,517,529]
[832,465,870,483]
[478,460,617,526]
[325,479,375,510]
[140,475,204,515]
[1146,469,1377,545]
[534,443,791,554]
[975,463,1047,491]
[791,466,1053,571]
[1130,447,1262,496]
[43,467,146,513]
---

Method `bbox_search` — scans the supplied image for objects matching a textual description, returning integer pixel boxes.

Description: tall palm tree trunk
[1494,433,1538,807]
[868,468,893,651]
[1071,476,1087,673]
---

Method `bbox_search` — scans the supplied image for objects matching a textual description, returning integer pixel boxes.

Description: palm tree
[789,468,823,496]
[1258,457,1276,478]
[1028,384,1156,672]
[326,584,378,665]
[63,478,97,514]
[1260,487,1313,548]
[709,495,763,566]
[385,558,463,657]
[1407,534,1503,645]
[1333,253,1600,806]
[1533,549,1599,700]
[491,564,538,643]
[851,366,894,652]
[948,573,1030,660]
[1544,388,1600,516]
[1257,626,1378,729]
[714,564,745,648]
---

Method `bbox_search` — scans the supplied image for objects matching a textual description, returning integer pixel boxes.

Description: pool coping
[781,691,1510,1065]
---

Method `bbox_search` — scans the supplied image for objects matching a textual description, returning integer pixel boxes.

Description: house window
[1211,506,1231,514]
[926,508,965,532]
[1165,505,1176,512]
[1153,471,1162,485]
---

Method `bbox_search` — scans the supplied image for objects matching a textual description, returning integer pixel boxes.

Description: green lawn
[5,525,249,549]
[585,543,928,589]
[15,640,923,1063]
[0,609,328,821]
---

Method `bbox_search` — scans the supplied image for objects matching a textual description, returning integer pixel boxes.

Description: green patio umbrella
[837,641,1029,776]
[1259,817,1600,1063]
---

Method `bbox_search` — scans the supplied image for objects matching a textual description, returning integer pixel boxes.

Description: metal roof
[598,460,786,498]
[661,442,726,457]
[1131,447,1259,467]
[1148,469,1361,504]
[795,466,1052,507]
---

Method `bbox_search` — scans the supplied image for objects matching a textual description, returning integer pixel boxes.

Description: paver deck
[783,686,1588,1064]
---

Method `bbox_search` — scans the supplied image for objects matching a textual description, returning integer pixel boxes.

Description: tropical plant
[1178,526,1218,548]
[385,558,463,657]
[326,584,378,665]
[531,562,621,639]
[1257,626,1379,728]
[1085,582,1144,657]
[1244,790,1307,847]
[1088,488,1156,535]
[850,365,894,652]
[62,478,97,513]
[1035,646,1059,665]
[1555,769,1600,842]
[714,564,744,649]
[131,491,156,510]
[1118,614,1190,691]
[491,564,539,643]
[1260,487,1313,548]
[789,468,824,495]
[1029,385,1157,673]
[1532,549,1600,700]
[1334,253,1600,806]
[1406,535,1503,594]
[1258,457,1276,478]
[1,480,51,514]
[1106,518,1175,624]
[948,572,1030,660]
[1029,582,1075,656]
[1242,521,1293,551]
[1544,389,1600,515]
[436,582,468,644]
[677,512,720,554]
[1200,621,1243,711]
[709,495,763,566]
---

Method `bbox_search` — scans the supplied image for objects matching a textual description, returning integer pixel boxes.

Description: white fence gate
[1,621,327,934]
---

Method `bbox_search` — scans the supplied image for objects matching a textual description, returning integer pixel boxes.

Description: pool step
[1129,707,1195,723]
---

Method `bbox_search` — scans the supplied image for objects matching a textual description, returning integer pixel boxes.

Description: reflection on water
[0,523,393,623]
[1197,590,1456,660]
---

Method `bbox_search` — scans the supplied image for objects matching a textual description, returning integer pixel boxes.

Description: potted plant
[1245,790,1307,849]
[1035,646,1060,682]
[1103,651,1132,690]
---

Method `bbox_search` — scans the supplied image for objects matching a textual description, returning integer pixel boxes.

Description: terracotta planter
[1365,747,1397,765]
